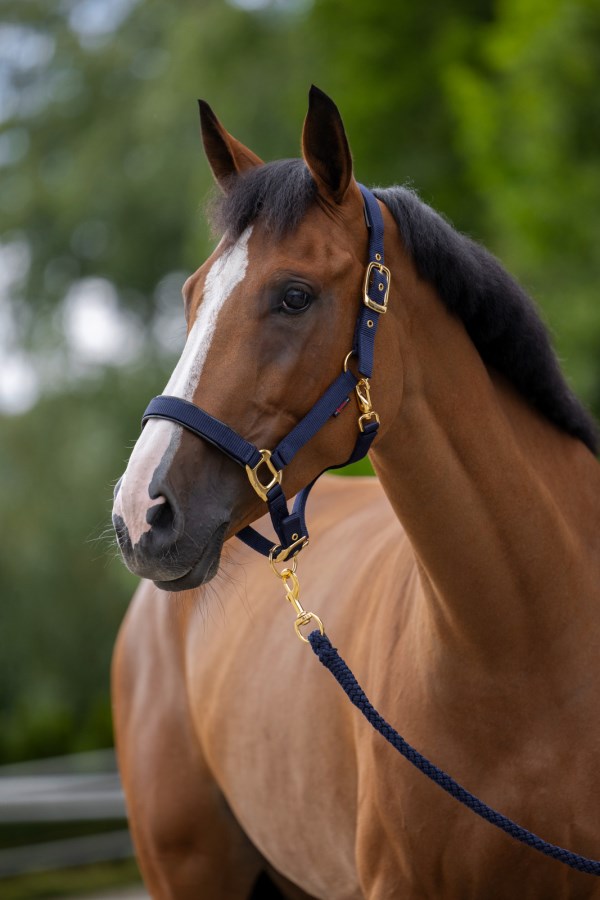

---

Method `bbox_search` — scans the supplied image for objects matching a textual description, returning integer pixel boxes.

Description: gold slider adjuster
[245,449,282,502]
[363,260,391,314]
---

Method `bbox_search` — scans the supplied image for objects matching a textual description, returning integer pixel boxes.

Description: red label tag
[332,397,351,417]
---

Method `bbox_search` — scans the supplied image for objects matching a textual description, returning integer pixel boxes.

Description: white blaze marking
[112,419,176,546]
[113,228,253,545]
[164,228,252,400]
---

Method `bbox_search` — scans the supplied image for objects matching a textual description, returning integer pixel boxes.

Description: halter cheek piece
[142,185,390,564]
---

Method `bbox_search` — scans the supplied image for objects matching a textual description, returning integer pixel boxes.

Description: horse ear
[198,100,263,191]
[302,85,353,204]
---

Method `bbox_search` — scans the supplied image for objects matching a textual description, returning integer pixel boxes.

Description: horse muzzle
[112,477,230,590]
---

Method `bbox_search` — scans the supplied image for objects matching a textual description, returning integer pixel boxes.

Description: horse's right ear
[198,100,263,192]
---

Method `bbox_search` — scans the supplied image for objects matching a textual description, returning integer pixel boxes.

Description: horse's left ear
[198,100,263,191]
[302,85,353,204]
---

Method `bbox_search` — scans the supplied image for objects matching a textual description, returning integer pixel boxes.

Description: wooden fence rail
[0,750,134,877]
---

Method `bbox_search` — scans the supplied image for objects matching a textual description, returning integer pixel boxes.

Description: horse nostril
[113,515,129,548]
[146,496,175,534]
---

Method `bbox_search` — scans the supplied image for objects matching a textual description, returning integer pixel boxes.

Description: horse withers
[111,87,600,899]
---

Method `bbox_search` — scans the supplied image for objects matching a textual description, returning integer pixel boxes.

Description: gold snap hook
[268,551,325,642]
[355,377,373,415]
[355,377,380,433]
[294,611,325,643]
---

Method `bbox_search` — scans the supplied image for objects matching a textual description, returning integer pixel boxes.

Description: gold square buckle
[245,449,282,502]
[363,261,391,314]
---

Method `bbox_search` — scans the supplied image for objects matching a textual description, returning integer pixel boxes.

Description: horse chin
[152,520,229,592]
[114,516,229,592]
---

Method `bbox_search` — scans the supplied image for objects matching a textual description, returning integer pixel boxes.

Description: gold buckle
[245,449,281,502]
[270,536,309,564]
[363,261,391,314]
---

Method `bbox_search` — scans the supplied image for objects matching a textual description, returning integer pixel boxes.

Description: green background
[1,0,599,763]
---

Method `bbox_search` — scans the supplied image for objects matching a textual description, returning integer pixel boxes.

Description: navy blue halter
[142,184,390,563]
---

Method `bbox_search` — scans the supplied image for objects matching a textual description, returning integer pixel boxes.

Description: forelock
[209,159,318,240]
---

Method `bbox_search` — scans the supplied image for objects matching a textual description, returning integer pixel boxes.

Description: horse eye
[282,288,312,314]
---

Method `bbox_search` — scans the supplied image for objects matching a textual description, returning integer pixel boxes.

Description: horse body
[112,88,600,898]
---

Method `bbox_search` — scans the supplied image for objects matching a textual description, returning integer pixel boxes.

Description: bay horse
[111,86,600,899]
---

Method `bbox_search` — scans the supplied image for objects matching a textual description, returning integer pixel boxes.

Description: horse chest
[188,608,600,900]
[350,693,600,899]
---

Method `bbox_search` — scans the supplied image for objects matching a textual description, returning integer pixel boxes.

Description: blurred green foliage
[0,0,599,762]
[1,859,140,900]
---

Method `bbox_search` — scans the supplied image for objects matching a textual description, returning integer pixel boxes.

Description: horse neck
[370,234,600,672]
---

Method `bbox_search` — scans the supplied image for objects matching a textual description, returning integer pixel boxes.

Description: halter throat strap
[142,184,390,563]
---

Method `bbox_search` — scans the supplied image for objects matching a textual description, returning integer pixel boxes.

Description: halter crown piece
[142,185,390,564]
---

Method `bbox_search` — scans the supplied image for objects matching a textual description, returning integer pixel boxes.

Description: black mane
[211,160,598,454]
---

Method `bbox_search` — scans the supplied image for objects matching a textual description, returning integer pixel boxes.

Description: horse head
[112,87,400,590]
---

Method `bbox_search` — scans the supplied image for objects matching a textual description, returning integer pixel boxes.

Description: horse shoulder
[112,581,265,898]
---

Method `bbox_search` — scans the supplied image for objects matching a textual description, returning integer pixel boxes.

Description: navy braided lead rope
[308,631,600,877]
